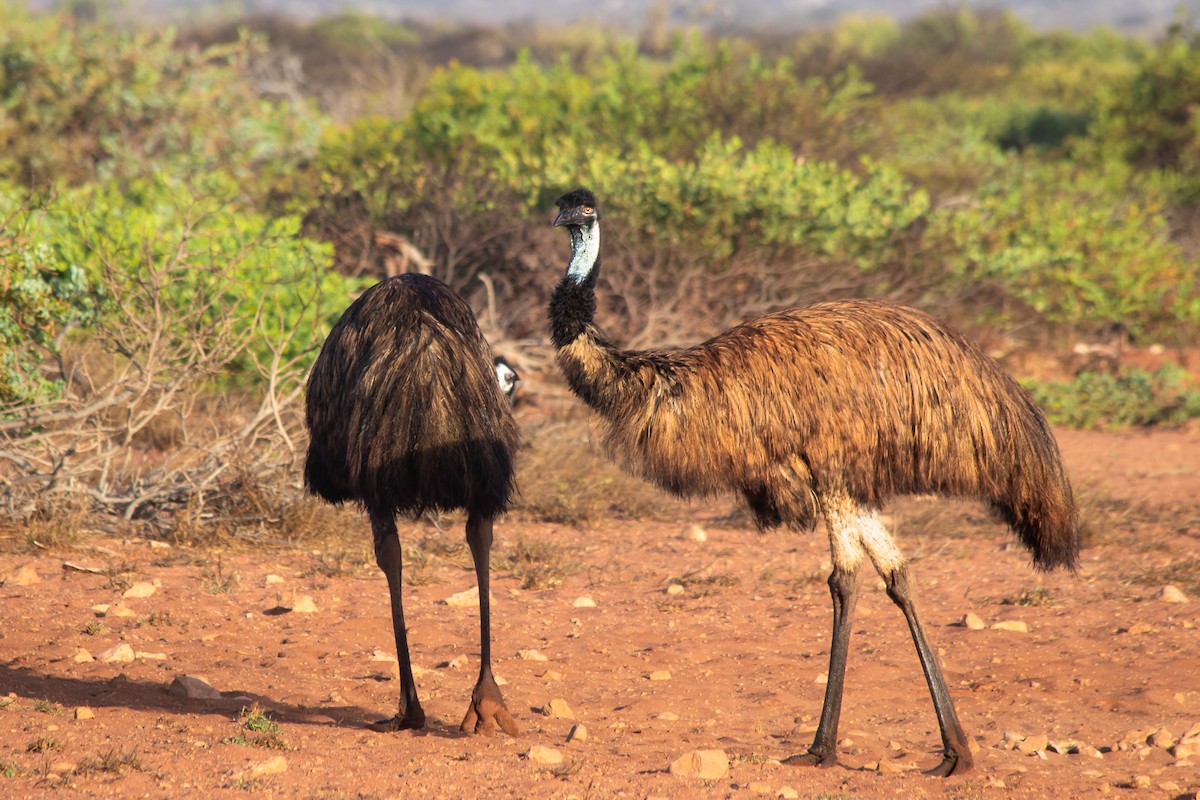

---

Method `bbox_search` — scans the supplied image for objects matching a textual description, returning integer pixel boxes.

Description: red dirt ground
[2,424,1199,799]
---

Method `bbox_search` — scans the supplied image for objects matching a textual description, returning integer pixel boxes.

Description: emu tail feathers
[991,394,1080,573]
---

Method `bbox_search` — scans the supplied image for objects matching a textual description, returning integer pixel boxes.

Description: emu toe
[460,682,519,737]
[781,749,838,769]
[368,708,426,732]
[924,749,973,777]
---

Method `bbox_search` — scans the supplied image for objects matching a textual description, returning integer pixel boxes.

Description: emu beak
[553,207,585,227]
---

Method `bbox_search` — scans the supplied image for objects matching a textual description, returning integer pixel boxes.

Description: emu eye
[582,206,594,215]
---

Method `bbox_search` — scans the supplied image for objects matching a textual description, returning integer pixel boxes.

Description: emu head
[553,188,600,284]
[494,355,519,402]
[552,188,600,229]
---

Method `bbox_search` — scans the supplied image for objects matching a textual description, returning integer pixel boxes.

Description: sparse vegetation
[496,536,578,590]
[75,749,145,775]
[224,705,289,751]
[1027,365,1200,429]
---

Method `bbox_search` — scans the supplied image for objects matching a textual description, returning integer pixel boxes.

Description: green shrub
[1026,365,1200,429]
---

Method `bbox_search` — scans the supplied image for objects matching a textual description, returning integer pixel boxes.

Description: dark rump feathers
[304,274,518,519]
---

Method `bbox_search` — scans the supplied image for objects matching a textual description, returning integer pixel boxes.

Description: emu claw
[460,683,519,737]
[781,750,837,769]
[368,709,426,732]
[923,751,972,777]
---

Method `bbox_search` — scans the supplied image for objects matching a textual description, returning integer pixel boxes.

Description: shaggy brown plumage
[549,187,1079,777]
[305,272,519,736]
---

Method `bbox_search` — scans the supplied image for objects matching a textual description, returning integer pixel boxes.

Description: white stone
[518,649,548,662]
[3,563,40,586]
[290,595,318,614]
[541,698,574,719]
[685,525,708,542]
[648,670,672,681]
[527,745,563,765]
[1158,585,1188,603]
[97,643,136,663]
[572,596,597,608]
[122,581,157,599]
[567,723,587,744]
[962,612,987,630]
[669,749,729,780]
[992,620,1029,633]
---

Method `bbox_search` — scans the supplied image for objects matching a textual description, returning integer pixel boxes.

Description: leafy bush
[1026,365,1200,429]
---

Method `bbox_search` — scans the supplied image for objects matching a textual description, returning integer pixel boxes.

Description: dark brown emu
[305,273,520,736]
[548,188,1079,776]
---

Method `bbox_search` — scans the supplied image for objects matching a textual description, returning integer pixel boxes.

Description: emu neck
[549,221,637,419]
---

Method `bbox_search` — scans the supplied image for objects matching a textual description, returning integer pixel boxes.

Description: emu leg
[459,512,519,736]
[884,565,974,776]
[784,566,862,768]
[368,510,426,731]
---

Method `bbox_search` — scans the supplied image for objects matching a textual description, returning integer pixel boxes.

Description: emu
[305,272,520,736]
[548,188,1078,776]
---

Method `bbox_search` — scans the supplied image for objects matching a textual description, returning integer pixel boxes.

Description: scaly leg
[368,510,426,731]
[459,512,519,736]
[884,565,973,776]
[784,565,862,768]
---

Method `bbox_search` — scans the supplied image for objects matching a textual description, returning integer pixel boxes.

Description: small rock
[1158,585,1188,603]
[91,603,110,615]
[264,574,285,586]
[666,584,685,596]
[3,563,40,586]
[685,525,708,543]
[567,723,587,744]
[991,620,1029,633]
[148,540,172,550]
[961,612,987,630]
[518,649,548,662]
[1182,722,1200,741]
[1047,739,1081,754]
[669,749,729,780]
[168,675,222,700]
[97,643,136,663]
[248,756,288,777]
[1016,734,1049,754]
[1150,728,1176,749]
[778,787,800,799]
[1001,731,1025,750]
[135,651,167,660]
[73,648,94,663]
[657,711,679,721]
[74,707,95,720]
[370,650,396,662]
[1078,744,1104,759]
[122,581,157,599]
[815,672,828,684]
[108,604,137,618]
[571,596,597,608]
[438,655,468,669]
[541,670,563,681]
[877,759,917,774]
[48,760,76,775]
[527,745,563,765]
[1133,775,1152,789]
[442,586,482,608]
[494,674,507,686]
[1173,740,1200,760]
[541,698,574,719]
[290,595,318,614]
[648,670,672,681]
[748,781,773,794]
[1127,621,1154,635]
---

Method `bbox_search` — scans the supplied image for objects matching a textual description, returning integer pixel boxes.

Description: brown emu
[305,273,520,736]
[548,188,1078,776]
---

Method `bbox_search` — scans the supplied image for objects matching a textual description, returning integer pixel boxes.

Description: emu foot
[924,749,973,777]
[368,707,426,732]
[459,679,519,737]
[781,749,838,769]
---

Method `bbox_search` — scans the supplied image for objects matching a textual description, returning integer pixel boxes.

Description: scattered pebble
[669,749,729,780]
[74,707,95,720]
[541,670,563,681]
[665,584,685,596]
[572,596,597,608]
[247,756,288,778]
[814,672,828,684]
[685,525,707,543]
[97,643,136,663]
[778,787,799,799]
[541,698,574,719]
[527,745,563,765]
[135,651,168,660]
[1126,621,1155,635]
[3,563,40,586]
[567,723,587,744]
[648,670,671,681]
[442,587,482,608]
[657,711,679,721]
[290,595,318,614]
[438,655,468,669]
[122,581,157,599]
[991,620,1029,633]
[370,650,396,662]
[1015,734,1049,755]
[265,574,285,586]
[168,675,222,701]
[519,649,548,662]
[73,648,94,663]
[961,612,987,630]
[1158,585,1188,603]
[747,781,773,794]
